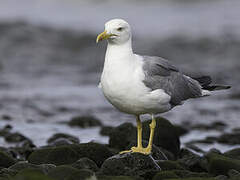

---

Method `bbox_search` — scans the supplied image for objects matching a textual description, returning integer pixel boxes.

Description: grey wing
[142,56,202,106]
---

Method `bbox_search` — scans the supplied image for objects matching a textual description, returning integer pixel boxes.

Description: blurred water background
[0,0,239,151]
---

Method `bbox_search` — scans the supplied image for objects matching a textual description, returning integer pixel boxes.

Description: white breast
[100,54,171,115]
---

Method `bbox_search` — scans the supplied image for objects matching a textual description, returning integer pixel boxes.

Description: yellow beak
[96,30,116,43]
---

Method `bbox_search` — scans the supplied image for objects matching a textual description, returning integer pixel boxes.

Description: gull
[96,19,230,155]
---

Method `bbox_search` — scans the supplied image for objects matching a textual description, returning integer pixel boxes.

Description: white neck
[105,39,133,61]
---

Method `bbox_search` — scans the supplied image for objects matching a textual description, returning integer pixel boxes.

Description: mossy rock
[224,148,240,160]
[71,157,99,172]
[172,170,211,178]
[48,165,95,180]
[11,169,54,180]
[206,152,240,175]
[68,116,102,128]
[166,178,216,180]
[152,170,179,180]
[157,161,184,171]
[28,143,112,167]
[0,150,16,168]
[142,117,180,158]
[0,168,18,179]
[97,176,143,180]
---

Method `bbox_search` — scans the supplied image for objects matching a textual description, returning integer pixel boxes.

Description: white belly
[100,54,171,115]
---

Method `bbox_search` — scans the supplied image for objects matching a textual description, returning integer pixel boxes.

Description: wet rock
[0,168,18,179]
[191,121,227,131]
[1,114,12,121]
[172,170,211,178]
[4,132,31,143]
[9,161,56,174]
[224,148,240,160]
[12,169,53,180]
[0,150,16,168]
[100,126,114,136]
[71,157,99,172]
[178,148,207,172]
[217,132,240,145]
[28,143,113,167]
[97,176,143,180]
[157,160,184,171]
[68,115,102,128]
[100,152,160,179]
[0,124,12,136]
[228,169,240,178]
[206,152,240,175]
[47,133,79,145]
[173,124,189,137]
[109,123,136,151]
[214,175,228,180]
[48,138,77,146]
[48,165,96,180]
[152,170,179,180]
[109,117,180,159]
[127,140,170,161]
[185,143,205,153]
[142,117,180,158]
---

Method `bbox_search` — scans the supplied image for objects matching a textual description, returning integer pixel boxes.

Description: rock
[172,170,212,178]
[217,132,240,145]
[47,133,79,145]
[48,138,76,146]
[97,176,143,180]
[71,157,99,172]
[0,150,16,168]
[100,126,114,136]
[0,124,12,136]
[127,140,170,160]
[28,143,113,167]
[109,123,136,151]
[4,132,31,143]
[178,148,207,172]
[1,114,12,121]
[142,117,180,158]
[9,161,56,174]
[191,121,227,131]
[12,169,54,180]
[228,169,240,178]
[157,160,184,171]
[48,165,96,180]
[173,124,189,137]
[100,152,160,179]
[0,168,18,179]
[109,117,180,159]
[205,152,240,175]
[224,148,240,160]
[214,175,228,180]
[152,170,179,180]
[68,116,102,128]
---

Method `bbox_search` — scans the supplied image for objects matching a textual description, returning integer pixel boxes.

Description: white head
[96,19,131,45]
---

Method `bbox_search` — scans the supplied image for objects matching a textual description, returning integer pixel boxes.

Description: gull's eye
[117,27,124,31]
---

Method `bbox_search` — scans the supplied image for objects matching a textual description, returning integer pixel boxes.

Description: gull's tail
[192,75,231,92]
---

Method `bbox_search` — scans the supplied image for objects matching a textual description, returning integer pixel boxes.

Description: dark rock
[127,140,170,161]
[228,169,240,178]
[152,170,179,180]
[178,148,207,172]
[0,168,18,179]
[47,133,79,145]
[217,132,240,145]
[185,143,205,153]
[97,176,143,180]
[12,169,53,180]
[142,117,180,158]
[0,124,12,136]
[4,132,31,143]
[109,123,136,151]
[172,170,212,178]
[109,117,180,159]
[68,115,102,128]
[100,152,160,179]
[224,148,240,160]
[0,150,16,168]
[191,121,227,131]
[157,160,184,171]
[71,157,99,172]
[205,152,240,175]
[1,114,12,121]
[48,138,76,146]
[173,124,189,136]
[28,143,113,167]
[9,161,56,174]
[100,126,114,136]
[48,165,95,180]
[214,175,228,180]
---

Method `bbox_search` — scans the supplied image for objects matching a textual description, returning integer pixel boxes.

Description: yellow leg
[120,115,156,155]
